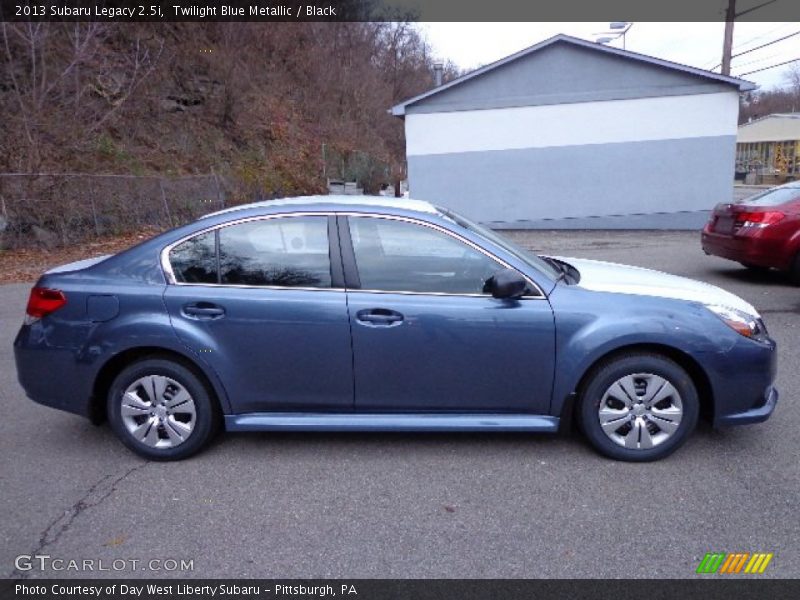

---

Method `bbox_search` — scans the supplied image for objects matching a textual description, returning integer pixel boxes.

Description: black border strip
[2,0,800,22]
[4,579,800,600]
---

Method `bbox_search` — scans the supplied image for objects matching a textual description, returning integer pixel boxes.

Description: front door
[342,215,555,414]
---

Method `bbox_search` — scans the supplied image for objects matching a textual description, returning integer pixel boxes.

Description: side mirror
[486,268,527,299]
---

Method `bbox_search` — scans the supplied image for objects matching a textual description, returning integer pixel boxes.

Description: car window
[436,206,561,282]
[170,231,217,284]
[219,217,332,288]
[349,217,503,294]
[742,187,800,207]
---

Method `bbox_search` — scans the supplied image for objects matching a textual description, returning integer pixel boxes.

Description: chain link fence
[0,173,225,250]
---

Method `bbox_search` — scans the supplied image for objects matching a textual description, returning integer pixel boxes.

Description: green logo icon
[696,552,773,574]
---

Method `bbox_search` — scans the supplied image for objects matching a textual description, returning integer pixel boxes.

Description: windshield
[436,207,563,281]
[742,186,800,207]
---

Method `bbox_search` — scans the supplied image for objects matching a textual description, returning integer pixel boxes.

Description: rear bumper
[14,325,95,420]
[701,229,791,270]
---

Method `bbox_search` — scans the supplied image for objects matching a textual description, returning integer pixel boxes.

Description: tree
[0,22,163,172]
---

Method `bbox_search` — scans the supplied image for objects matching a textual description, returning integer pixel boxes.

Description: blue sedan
[14,196,778,461]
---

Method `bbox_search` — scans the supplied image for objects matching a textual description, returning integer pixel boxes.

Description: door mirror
[486,269,527,299]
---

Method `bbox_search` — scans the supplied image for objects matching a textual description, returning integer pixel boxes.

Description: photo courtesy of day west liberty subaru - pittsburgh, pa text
[14,583,354,597]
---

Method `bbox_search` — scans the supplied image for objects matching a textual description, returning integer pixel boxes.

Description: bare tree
[0,21,451,202]
[0,22,162,171]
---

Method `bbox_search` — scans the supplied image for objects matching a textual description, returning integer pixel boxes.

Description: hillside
[1,21,450,199]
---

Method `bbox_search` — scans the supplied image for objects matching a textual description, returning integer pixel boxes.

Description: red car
[702,181,800,284]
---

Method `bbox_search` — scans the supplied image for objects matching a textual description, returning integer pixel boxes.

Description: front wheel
[578,353,699,462]
[107,357,220,460]
[740,262,770,273]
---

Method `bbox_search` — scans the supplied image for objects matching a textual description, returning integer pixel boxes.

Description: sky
[419,22,800,90]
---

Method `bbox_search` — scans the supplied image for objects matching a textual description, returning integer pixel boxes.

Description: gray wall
[408,135,737,229]
[407,43,733,115]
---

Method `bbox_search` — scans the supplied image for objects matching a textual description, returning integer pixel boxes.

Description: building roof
[392,34,756,116]
[737,113,800,143]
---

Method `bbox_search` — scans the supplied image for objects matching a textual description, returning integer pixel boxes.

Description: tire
[789,253,800,286]
[740,262,770,273]
[107,357,220,460]
[577,353,699,462]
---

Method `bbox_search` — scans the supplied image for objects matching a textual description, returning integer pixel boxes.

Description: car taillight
[25,287,67,323]
[735,211,785,229]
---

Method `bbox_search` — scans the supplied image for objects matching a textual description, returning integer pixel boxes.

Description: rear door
[163,214,354,414]
[341,215,556,414]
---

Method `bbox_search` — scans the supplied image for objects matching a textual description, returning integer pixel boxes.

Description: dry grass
[0,228,164,284]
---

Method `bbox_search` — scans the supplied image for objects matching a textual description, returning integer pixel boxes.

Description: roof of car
[202,195,438,219]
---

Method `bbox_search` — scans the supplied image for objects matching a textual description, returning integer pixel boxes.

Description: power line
[736,56,799,77]
[698,21,790,70]
[721,0,781,75]
[733,30,800,59]
[709,30,799,71]
[732,23,791,51]
[734,0,780,18]
[733,53,783,70]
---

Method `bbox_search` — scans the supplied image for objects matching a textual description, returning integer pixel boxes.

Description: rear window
[170,231,217,284]
[219,217,331,288]
[168,216,332,288]
[742,187,800,207]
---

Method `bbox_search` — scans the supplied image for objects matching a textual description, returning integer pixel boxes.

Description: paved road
[1,231,798,579]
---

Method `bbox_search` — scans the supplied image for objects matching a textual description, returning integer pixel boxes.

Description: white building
[392,35,755,229]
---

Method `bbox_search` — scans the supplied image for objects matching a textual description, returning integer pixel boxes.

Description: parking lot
[1,230,798,579]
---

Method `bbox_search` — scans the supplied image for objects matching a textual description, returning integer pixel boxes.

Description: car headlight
[705,304,763,338]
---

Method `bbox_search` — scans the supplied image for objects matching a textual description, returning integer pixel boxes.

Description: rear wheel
[790,253,800,286]
[578,353,699,462]
[107,358,220,460]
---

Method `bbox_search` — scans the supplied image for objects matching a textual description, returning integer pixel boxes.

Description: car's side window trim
[338,213,544,299]
[161,212,346,291]
[327,215,345,289]
[213,228,222,284]
[336,214,361,290]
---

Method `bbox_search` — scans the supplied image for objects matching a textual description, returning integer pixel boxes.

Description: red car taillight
[25,287,67,322]
[735,210,785,228]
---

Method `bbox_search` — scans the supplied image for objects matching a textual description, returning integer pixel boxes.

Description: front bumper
[707,332,778,428]
[715,385,778,426]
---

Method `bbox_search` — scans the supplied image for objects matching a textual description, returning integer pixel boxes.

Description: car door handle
[356,308,404,326]
[183,303,225,320]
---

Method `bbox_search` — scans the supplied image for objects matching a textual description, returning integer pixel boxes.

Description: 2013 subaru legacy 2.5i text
[14,196,778,461]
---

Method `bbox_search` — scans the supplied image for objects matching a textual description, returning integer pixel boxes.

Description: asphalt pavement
[1,230,798,579]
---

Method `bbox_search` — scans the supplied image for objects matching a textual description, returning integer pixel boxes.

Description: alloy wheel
[597,373,683,450]
[120,375,197,448]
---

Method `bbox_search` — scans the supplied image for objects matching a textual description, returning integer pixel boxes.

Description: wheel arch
[561,342,714,429]
[90,346,228,425]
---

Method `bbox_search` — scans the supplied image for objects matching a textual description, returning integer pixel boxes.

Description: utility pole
[721,0,779,76]
[721,0,736,75]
